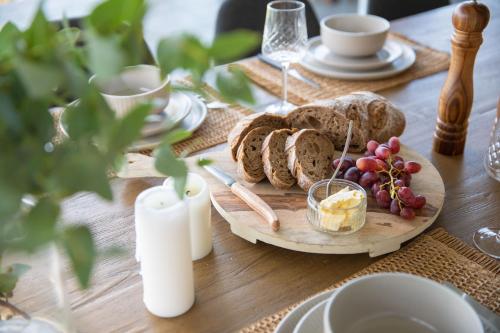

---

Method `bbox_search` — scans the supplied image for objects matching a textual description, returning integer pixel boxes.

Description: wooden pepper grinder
[433,0,490,155]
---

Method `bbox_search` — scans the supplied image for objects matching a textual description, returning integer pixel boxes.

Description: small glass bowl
[307,179,367,235]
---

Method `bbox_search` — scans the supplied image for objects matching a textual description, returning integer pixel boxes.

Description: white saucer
[293,299,328,333]
[308,37,403,71]
[128,93,207,152]
[300,42,416,81]
[141,92,191,137]
[274,289,335,333]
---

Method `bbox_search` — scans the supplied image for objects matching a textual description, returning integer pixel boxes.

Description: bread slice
[286,100,367,152]
[261,129,297,189]
[228,113,288,161]
[285,129,335,191]
[237,126,275,183]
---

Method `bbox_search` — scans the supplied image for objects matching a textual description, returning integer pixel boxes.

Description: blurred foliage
[0,0,259,292]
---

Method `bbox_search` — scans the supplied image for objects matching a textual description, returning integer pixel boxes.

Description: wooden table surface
[11,1,500,332]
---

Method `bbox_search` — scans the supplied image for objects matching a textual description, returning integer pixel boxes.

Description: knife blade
[257,54,320,89]
[202,162,280,231]
[443,282,500,333]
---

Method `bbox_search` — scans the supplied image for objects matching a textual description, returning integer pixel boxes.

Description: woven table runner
[241,228,500,333]
[234,33,450,106]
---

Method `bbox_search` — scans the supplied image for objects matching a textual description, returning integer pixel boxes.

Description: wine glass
[262,0,307,114]
[474,98,500,258]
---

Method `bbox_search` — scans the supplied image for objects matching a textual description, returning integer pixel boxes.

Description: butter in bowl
[307,179,367,235]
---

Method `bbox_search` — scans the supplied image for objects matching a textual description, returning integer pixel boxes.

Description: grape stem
[376,155,404,209]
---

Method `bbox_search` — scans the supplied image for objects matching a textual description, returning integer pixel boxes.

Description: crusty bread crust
[261,129,297,189]
[228,113,288,161]
[237,126,275,183]
[285,129,335,191]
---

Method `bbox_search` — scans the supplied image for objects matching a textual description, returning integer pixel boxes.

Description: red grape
[400,207,416,220]
[394,179,405,188]
[392,155,404,163]
[344,167,361,183]
[376,190,391,208]
[359,171,379,188]
[390,199,401,215]
[399,172,412,186]
[375,146,391,160]
[393,160,405,170]
[371,181,381,195]
[388,137,400,154]
[398,187,415,205]
[364,151,375,157]
[413,195,426,209]
[405,161,422,174]
[335,171,344,179]
[367,140,379,153]
[356,157,378,172]
[333,157,354,172]
[375,159,389,171]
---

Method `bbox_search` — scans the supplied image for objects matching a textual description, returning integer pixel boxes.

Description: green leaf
[210,30,260,63]
[0,22,21,60]
[22,198,59,250]
[86,31,125,78]
[154,144,188,198]
[215,68,255,104]
[87,0,146,35]
[56,27,81,48]
[0,273,18,295]
[62,225,95,289]
[13,58,63,98]
[197,158,213,167]
[10,263,30,278]
[106,103,151,152]
[162,128,192,145]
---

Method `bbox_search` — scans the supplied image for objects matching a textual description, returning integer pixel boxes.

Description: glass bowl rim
[307,178,367,211]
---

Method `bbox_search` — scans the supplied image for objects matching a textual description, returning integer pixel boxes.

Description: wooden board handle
[230,182,280,231]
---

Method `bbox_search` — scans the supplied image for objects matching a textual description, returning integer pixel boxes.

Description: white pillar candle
[134,186,194,317]
[164,172,212,261]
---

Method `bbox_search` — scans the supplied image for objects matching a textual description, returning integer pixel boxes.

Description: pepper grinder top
[433,1,490,156]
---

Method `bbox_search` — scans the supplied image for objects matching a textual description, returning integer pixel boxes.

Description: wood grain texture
[433,1,490,155]
[199,147,444,257]
[7,1,500,332]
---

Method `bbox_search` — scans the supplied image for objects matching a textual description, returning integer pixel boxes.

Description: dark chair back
[366,0,449,21]
[215,0,320,58]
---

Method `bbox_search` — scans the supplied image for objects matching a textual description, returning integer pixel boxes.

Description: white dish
[142,92,192,137]
[128,93,207,152]
[300,41,416,81]
[308,37,403,71]
[293,299,328,333]
[274,289,334,333]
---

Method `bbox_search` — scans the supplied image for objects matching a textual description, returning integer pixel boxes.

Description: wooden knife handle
[230,183,280,231]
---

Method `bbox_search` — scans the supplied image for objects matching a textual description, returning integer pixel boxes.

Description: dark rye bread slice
[261,129,297,190]
[237,126,275,183]
[285,129,335,191]
[228,113,288,161]
[286,100,367,152]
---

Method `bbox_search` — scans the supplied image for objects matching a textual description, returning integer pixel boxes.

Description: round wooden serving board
[189,145,445,257]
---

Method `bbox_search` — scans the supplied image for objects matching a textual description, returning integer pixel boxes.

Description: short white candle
[164,173,212,260]
[134,186,194,317]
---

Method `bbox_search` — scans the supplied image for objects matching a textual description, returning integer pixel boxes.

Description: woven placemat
[240,228,499,333]
[234,33,450,106]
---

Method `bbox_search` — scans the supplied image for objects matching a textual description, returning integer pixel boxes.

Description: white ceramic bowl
[89,64,170,118]
[320,14,390,57]
[323,273,483,333]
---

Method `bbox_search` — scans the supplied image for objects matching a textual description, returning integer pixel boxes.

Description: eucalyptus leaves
[0,0,259,293]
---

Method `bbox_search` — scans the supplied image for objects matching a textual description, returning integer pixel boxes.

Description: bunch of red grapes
[332,137,425,220]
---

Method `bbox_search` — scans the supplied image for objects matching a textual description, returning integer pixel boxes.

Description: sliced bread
[261,129,297,189]
[285,129,335,191]
[237,126,275,183]
[228,113,288,161]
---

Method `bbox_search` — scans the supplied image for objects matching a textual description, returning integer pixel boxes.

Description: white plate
[274,289,335,333]
[141,92,191,137]
[128,93,207,152]
[308,37,403,71]
[300,42,416,81]
[293,299,328,333]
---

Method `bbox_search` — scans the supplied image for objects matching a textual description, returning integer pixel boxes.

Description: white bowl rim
[320,14,390,36]
[323,272,483,333]
[89,64,170,99]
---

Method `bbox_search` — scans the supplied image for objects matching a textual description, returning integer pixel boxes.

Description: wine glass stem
[281,62,290,106]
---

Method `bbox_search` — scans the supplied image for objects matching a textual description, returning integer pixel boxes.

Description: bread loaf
[285,129,335,191]
[228,113,288,161]
[237,126,275,183]
[261,129,297,189]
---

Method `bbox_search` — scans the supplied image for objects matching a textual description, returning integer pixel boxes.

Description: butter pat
[319,186,365,231]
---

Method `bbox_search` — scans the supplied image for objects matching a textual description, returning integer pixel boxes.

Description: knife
[257,54,321,89]
[202,162,280,231]
[443,282,500,333]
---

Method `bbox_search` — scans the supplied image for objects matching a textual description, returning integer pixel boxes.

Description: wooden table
[12,1,500,332]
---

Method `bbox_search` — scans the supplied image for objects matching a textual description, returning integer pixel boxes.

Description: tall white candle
[134,186,194,317]
[164,173,212,260]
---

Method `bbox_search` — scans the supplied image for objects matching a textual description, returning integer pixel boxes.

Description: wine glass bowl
[262,0,308,114]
